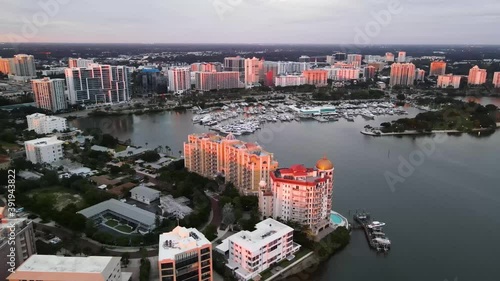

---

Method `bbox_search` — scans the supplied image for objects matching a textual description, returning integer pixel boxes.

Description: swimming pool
[330,213,343,224]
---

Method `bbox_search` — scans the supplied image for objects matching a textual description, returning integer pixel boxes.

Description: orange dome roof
[316,156,334,170]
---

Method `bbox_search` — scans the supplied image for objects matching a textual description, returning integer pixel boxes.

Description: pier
[353,212,391,253]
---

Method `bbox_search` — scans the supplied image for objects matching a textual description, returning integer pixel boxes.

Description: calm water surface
[71,98,500,281]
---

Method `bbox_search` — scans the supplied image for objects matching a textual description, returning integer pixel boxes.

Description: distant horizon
[1,42,500,47]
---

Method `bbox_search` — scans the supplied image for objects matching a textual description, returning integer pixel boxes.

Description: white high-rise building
[26,113,68,134]
[168,67,191,93]
[347,54,362,68]
[24,136,64,164]
[390,63,416,86]
[31,78,67,112]
[158,226,213,281]
[277,61,310,75]
[437,74,462,89]
[9,54,36,78]
[416,68,426,81]
[244,57,263,86]
[65,63,131,104]
[397,51,407,63]
[68,57,94,68]
[274,74,306,87]
[493,72,500,88]
[215,218,301,281]
[7,255,131,281]
[327,66,360,81]
[385,52,395,62]
[468,65,487,85]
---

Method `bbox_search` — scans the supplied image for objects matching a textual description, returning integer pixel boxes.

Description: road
[35,223,158,258]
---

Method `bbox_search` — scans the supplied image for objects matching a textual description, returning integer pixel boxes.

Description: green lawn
[115,224,134,233]
[104,220,118,227]
[115,144,127,152]
[28,187,83,211]
[0,141,20,149]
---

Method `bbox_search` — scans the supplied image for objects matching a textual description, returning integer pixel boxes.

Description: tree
[109,165,122,175]
[99,134,119,148]
[203,224,218,241]
[140,151,160,162]
[121,252,130,267]
[222,203,235,225]
[396,93,406,100]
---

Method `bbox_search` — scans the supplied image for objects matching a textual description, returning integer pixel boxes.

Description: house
[130,185,161,205]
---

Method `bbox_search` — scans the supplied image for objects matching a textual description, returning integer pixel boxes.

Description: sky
[0,0,499,45]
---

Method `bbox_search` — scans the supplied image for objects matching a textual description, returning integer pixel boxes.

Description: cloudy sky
[0,0,499,44]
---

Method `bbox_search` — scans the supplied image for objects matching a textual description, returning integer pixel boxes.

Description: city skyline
[0,0,499,45]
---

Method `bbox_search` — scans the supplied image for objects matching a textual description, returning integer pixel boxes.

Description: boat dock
[353,212,391,253]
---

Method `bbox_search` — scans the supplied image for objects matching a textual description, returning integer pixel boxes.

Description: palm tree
[165,145,171,156]
[178,150,182,157]
[156,145,163,153]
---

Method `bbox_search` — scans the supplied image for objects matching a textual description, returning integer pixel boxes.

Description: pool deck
[330,210,349,229]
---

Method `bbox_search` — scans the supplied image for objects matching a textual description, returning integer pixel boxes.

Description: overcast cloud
[0,0,499,44]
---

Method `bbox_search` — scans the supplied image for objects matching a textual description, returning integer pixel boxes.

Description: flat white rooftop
[216,218,293,253]
[15,255,119,273]
[24,136,63,146]
[159,226,211,261]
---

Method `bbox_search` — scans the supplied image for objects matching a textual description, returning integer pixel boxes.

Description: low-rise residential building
[158,226,213,281]
[24,136,64,164]
[0,219,37,281]
[26,113,68,134]
[7,255,132,281]
[130,185,161,204]
[77,199,157,233]
[215,218,301,281]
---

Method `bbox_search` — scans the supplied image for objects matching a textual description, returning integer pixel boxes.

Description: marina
[353,212,391,253]
[190,101,409,136]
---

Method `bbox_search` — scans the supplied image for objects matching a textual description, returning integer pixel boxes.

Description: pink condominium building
[259,157,335,235]
[184,133,278,195]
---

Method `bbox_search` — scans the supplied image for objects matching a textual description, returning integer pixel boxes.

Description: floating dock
[353,212,391,253]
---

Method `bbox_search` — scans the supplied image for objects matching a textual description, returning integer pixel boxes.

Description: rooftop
[24,136,63,146]
[130,185,161,197]
[159,226,211,261]
[216,218,293,253]
[14,255,119,273]
[77,199,156,227]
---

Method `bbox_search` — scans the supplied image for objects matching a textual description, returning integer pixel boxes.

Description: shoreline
[360,126,499,137]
